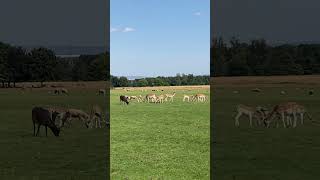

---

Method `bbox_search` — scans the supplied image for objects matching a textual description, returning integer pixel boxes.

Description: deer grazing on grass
[193,94,207,102]
[129,96,139,102]
[54,88,60,95]
[54,88,68,95]
[183,95,191,102]
[65,109,91,128]
[98,89,106,96]
[293,103,312,125]
[165,92,176,102]
[61,88,69,95]
[146,94,157,103]
[32,107,62,137]
[264,102,312,128]
[45,106,70,128]
[120,95,129,105]
[89,105,103,128]
[155,95,165,103]
[234,104,268,127]
[137,95,143,102]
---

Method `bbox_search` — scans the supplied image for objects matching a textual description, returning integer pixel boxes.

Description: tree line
[211,37,320,76]
[111,74,209,87]
[0,42,109,87]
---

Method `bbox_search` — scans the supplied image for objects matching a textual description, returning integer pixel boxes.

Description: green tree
[137,79,148,87]
[30,47,57,86]
[118,76,128,87]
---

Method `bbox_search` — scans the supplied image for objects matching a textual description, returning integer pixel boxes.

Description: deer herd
[235,101,313,128]
[32,104,108,137]
[120,91,208,104]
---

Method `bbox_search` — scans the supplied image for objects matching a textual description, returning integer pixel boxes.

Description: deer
[164,92,176,102]
[54,88,60,95]
[267,102,312,128]
[65,108,91,128]
[234,104,268,127]
[61,88,69,95]
[120,95,129,105]
[183,95,191,102]
[129,96,139,102]
[155,95,165,103]
[32,107,62,137]
[89,105,103,128]
[98,89,106,96]
[263,102,310,128]
[194,94,206,102]
[137,95,143,102]
[146,94,156,103]
[45,106,70,128]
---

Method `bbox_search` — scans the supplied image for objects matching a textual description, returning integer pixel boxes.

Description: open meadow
[212,76,320,180]
[0,81,108,179]
[111,86,210,179]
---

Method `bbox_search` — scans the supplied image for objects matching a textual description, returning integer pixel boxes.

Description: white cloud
[110,28,119,32]
[111,27,136,33]
[193,12,201,16]
[122,27,136,32]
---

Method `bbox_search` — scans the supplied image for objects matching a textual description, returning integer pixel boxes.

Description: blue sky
[111,0,210,77]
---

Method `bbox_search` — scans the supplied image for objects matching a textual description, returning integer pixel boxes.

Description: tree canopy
[110,74,210,87]
[211,37,320,76]
[0,42,109,87]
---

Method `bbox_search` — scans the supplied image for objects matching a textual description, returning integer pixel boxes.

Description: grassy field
[0,82,108,179]
[111,86,210,179]
[212,76,320,180]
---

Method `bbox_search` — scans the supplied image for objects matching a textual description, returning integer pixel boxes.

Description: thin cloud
[193,12,201,16]
[110,27,119,32]
[111,27,136,33]
[122,27,136,32]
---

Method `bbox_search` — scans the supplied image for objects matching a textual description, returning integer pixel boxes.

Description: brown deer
[32,107,62,137]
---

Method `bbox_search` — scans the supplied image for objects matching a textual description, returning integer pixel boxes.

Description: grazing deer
[129,96,139,102]
[165,92,176,102]
[137,95,143,102]
[61,88,69,95]
[89,105,103,128]
[54,88,60,95]
[120,95,129,105]
[183,95,190,102]
[45,106,70,128]
[146,94,156,103]
[263,102,310,128]
[156,95,165,103]
[235,104,268,127]
[66,109,91,128]
[98,89,106,96]
[283,102,312,127]
[32,107,61,137]
[194,94,206,102]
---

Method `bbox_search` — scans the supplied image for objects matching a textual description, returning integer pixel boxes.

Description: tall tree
[30,47,57,86]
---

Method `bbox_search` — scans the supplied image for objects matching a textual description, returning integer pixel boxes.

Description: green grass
[213,86,320,180]
[111,89,210,179]
[0,88,107,179]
